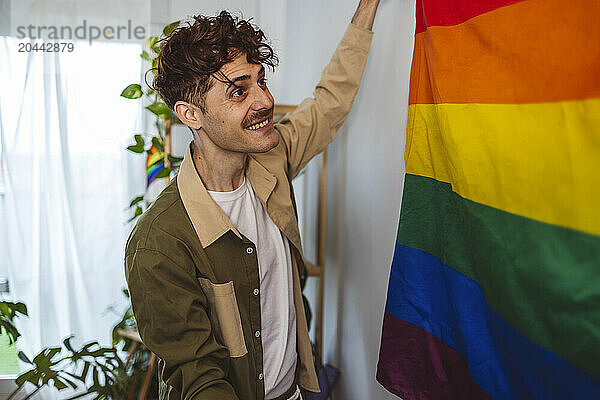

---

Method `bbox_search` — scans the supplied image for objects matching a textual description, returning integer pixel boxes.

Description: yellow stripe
[147,151,163,167]
[406,98,600,236]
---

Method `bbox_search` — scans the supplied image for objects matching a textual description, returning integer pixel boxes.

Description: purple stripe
[378,312,492,400]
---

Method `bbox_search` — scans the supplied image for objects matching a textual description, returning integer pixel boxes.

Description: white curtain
[0,35,145,397]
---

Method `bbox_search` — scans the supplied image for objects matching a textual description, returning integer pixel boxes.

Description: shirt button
[254,330,261,338]
[258,373,263,381]
[253,288,259,296]
[246,247,254,254]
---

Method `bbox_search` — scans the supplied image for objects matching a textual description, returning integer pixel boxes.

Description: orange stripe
[409,0,600,105]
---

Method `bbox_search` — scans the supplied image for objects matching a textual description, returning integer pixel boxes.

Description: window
[0,36,144,364]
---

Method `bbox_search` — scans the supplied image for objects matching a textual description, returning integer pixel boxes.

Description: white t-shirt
[208,177,298,400]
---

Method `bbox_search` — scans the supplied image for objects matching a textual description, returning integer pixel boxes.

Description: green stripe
[398,173,600,377]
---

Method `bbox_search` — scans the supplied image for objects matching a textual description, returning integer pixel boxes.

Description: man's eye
[258,78,268,87]
[231,88,245,98]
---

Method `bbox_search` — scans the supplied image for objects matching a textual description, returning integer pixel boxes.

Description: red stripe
[377,312,493,400]
[416,0,525,33]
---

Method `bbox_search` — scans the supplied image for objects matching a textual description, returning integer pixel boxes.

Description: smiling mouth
[245,118,271,131]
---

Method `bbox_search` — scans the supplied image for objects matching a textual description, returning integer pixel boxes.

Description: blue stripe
[386,243,600,400]
[146,163,164,185]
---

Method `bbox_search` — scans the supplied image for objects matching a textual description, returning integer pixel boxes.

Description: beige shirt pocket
[198,278,248,358]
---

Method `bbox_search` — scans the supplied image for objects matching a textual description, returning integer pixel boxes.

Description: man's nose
[250,85,273,110]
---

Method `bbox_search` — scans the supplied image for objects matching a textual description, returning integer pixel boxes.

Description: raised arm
[275,0,380,179]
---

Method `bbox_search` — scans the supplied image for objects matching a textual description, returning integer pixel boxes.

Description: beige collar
[177,142,276,248]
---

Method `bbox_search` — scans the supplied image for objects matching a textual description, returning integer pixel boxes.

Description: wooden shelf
[304,261,322,277]
[116,328,156,400]
[117,328,142,343]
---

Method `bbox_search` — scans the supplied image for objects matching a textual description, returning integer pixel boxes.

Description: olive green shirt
[124,23,373,400]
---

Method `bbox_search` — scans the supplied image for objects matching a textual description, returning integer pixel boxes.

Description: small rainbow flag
[146,145,165,187]
[377,0,600,399]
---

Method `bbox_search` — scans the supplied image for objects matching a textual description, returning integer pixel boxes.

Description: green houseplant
[7,289,153,400]
[121,20,182,223]
[0,301,28,345]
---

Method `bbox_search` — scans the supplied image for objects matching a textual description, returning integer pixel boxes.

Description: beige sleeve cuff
[343,22,375,53]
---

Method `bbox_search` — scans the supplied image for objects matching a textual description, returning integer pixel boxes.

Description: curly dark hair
[151,10,278,113]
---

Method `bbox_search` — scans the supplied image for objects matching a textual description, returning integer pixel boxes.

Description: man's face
[198,53,278,154]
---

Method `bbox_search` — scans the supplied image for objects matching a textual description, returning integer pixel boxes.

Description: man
[124,1,380,399]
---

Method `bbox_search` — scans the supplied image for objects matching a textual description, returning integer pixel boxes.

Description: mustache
[243,108,273,128]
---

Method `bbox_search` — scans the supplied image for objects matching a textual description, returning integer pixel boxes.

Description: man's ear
[174,101,202,130]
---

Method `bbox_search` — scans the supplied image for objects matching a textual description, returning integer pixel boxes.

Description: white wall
[163,1,416,398]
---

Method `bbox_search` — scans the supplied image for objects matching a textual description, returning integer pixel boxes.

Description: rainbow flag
[146,145,165,187]
[377,1,600,399]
